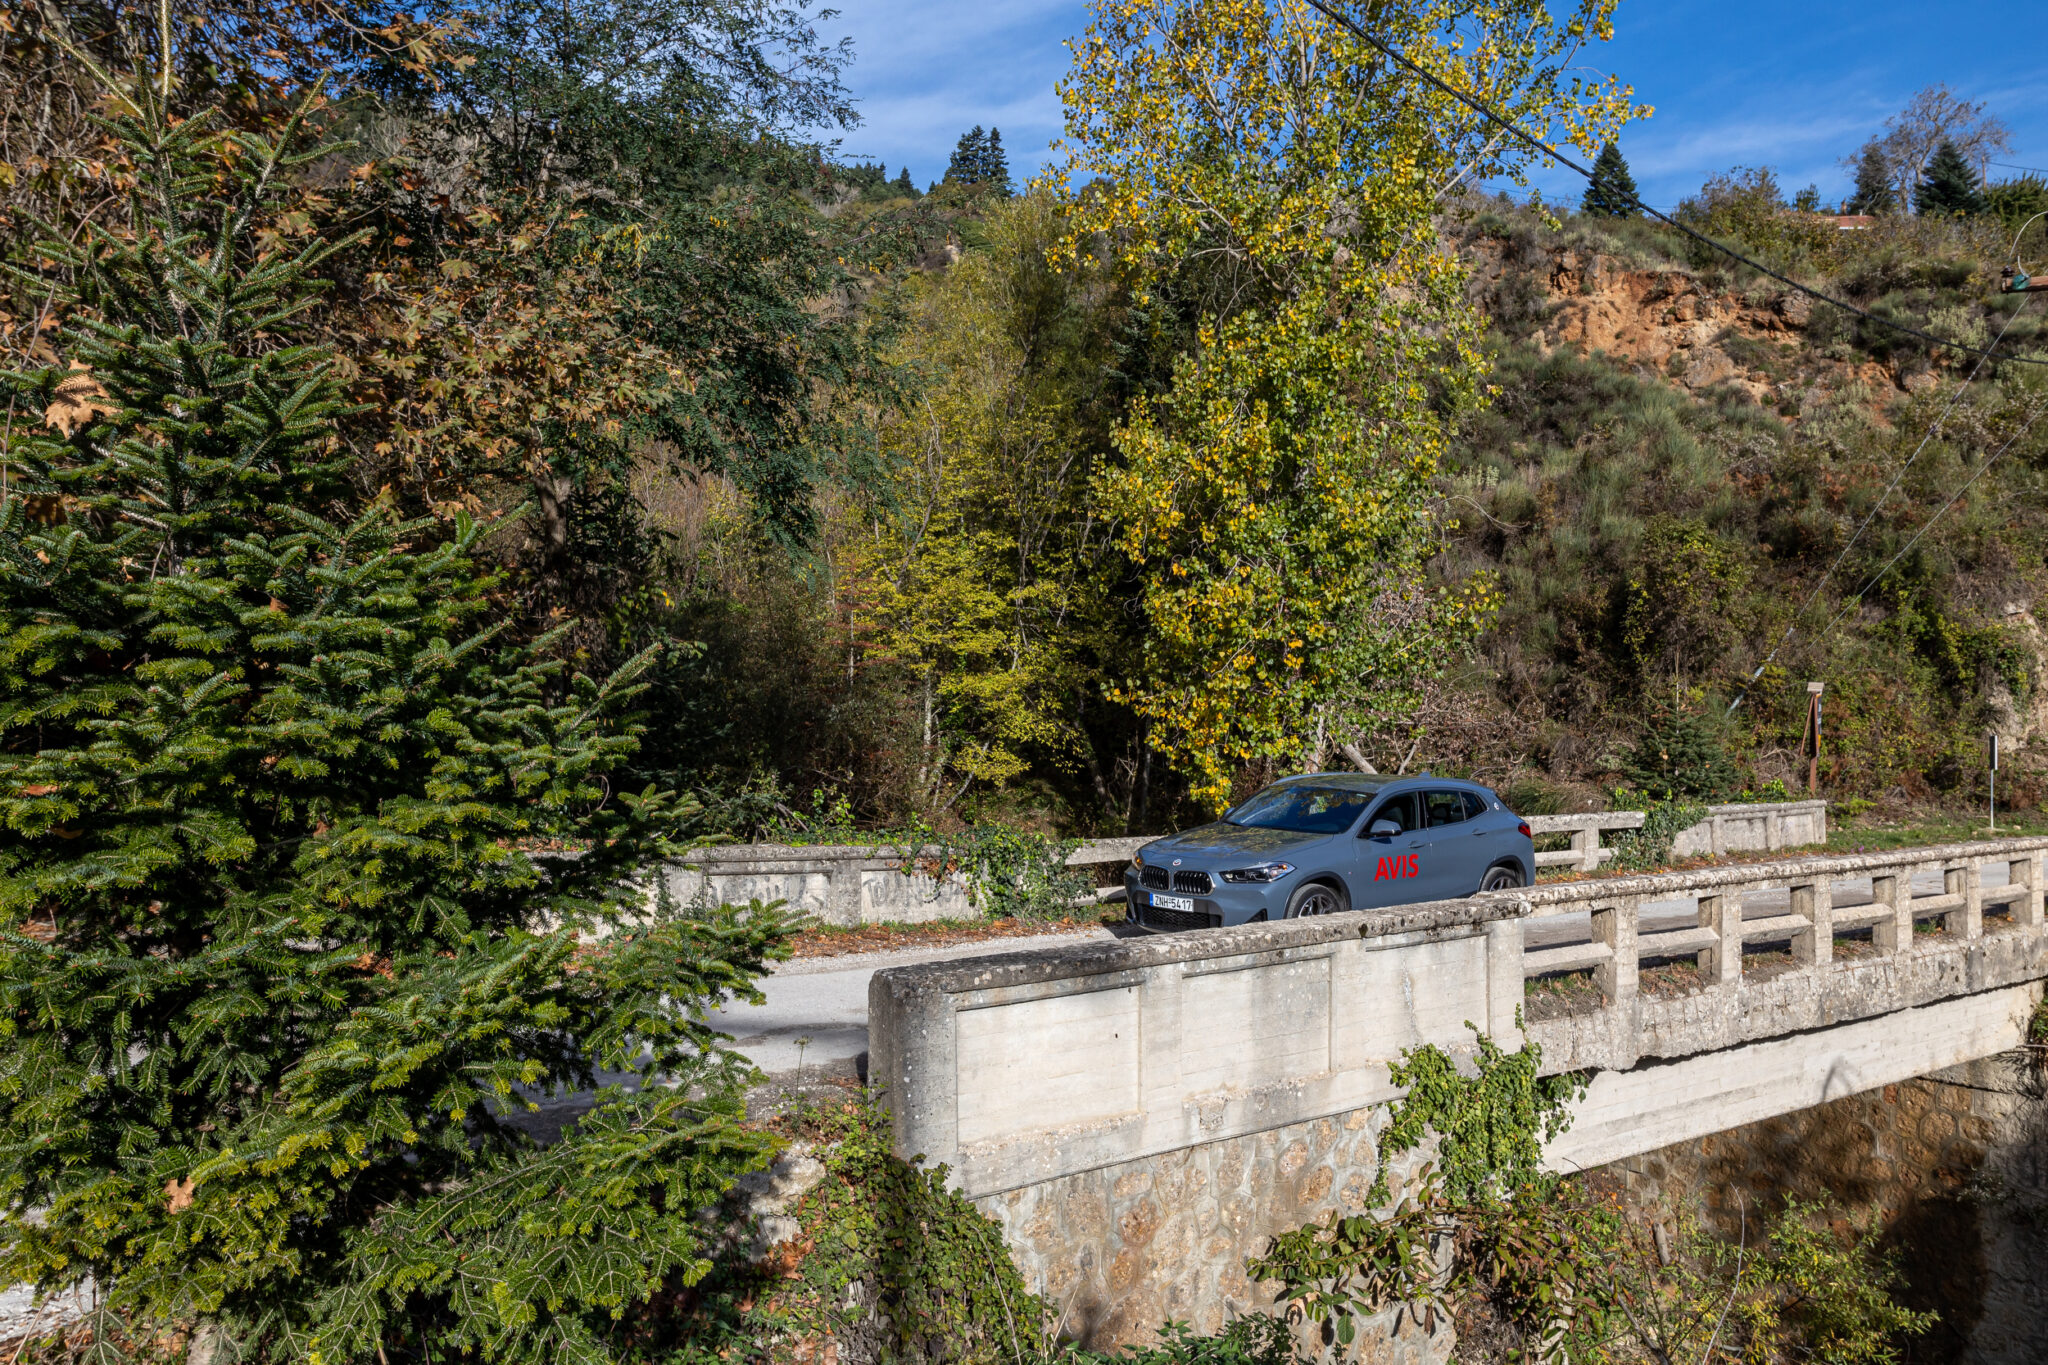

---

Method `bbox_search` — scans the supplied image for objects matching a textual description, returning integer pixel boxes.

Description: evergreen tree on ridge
[1847,141,1896,214]
[1581,141,1639,218]
[1917,138,1984,217]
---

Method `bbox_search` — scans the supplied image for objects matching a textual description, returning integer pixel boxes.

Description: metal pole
[1989,732,2000,831]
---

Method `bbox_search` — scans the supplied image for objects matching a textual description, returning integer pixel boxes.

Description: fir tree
[0,68,791,1365]
[942,125,1012,195]
[984,126,1014,196]
[1623,710,1737,802]
[1916,138,1984,217]
[894,165,919,197]
[945,125,989,185]
[1580,141,1639,217]
[1846,141,1896,214]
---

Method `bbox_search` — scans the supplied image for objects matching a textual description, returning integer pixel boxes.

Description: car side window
[1363,792,1417,835]
[1462,792,1489,821]
[1424,790,1467,828]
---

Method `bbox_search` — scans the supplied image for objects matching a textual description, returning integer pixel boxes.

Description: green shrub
[1621,709,1738,803]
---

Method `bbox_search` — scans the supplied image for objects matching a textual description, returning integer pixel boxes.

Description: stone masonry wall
[1608,1048,2048,1365]
[978,1103,1451,1362]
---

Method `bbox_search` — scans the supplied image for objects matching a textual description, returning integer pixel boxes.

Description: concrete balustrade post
[1872,873,1908,954]
[1698,892,1741,986]
[1593,896,1639,1004]
[1571,827,1598,872]
[1790,878,1832,966]
[1766,811,1783,853]
[1949,862,1982,939]
[2013,853,2044,928]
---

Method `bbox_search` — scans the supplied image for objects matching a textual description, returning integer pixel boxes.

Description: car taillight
[1517,821,1532,840]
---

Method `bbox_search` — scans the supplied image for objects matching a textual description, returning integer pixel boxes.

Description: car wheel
[1478,864,1524,893]
[1285,881,1348,918]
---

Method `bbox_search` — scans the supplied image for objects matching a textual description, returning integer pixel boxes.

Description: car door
[1415,788,1475,899]
[1461,790,1516,882]
[1353,790,1425,907]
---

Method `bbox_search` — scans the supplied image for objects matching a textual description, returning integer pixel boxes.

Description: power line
[1814,403,2047,641]
[1298,0,2048,369]
[1724,292,2036,714]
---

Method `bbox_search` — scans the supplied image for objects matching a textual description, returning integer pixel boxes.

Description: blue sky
[819,0,2048,207]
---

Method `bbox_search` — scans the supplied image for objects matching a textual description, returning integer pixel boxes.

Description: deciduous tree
[1878,84,2010,214]
[1051,0,1642,807]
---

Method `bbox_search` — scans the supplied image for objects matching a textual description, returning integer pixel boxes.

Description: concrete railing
[1517,836,2048,1169]
[869,898,1527,1197]
[1525,799,1827,873]
[1519,836,2048,1069]
[677,801,1829,926]
[664,845,976,927]
[1525,811,1646,871]
[666,836,1152,927]
[1669,799,1826,859]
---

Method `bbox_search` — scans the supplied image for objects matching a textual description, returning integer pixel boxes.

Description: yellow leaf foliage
[1051,0,1640,809]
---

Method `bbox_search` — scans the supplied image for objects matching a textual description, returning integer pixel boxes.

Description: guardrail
[1521,836,2045,986]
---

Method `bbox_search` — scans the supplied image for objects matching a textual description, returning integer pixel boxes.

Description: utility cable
[1812,403,2046,643]
[1724,291,2035,714]
[1293,0,2048,710]
[1298,0,2048,369]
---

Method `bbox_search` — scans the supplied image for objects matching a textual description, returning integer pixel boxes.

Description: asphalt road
[708,928,1121,1079]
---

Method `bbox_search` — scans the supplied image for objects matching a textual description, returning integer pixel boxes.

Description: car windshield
[1226,784,1375,834]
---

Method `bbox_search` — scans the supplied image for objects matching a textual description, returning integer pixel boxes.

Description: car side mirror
[1369,819,1400,838]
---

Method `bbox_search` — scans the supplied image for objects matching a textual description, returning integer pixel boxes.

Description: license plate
[1150,892,1195,912]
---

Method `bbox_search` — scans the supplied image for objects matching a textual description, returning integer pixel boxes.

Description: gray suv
[1123,772,1533,932]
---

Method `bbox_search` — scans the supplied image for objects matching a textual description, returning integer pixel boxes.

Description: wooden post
[1804,682,1824,793]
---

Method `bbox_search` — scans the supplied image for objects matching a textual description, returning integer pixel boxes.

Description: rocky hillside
[1427,202,2048,813]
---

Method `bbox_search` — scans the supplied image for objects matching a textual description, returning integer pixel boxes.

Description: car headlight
[1219,862,1294,884]
[1130,853,1144,870]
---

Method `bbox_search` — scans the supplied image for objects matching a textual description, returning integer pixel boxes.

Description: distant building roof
[1828,214,1876,230]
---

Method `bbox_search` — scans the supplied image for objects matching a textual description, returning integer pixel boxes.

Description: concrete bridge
[869,835,2048,1344]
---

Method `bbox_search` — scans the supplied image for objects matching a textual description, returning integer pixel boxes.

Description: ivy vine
[889,823,1090,921]
[1607,796,1709,872]
[1251,1022,1588,1350]
[1374,1021,1587,1205]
